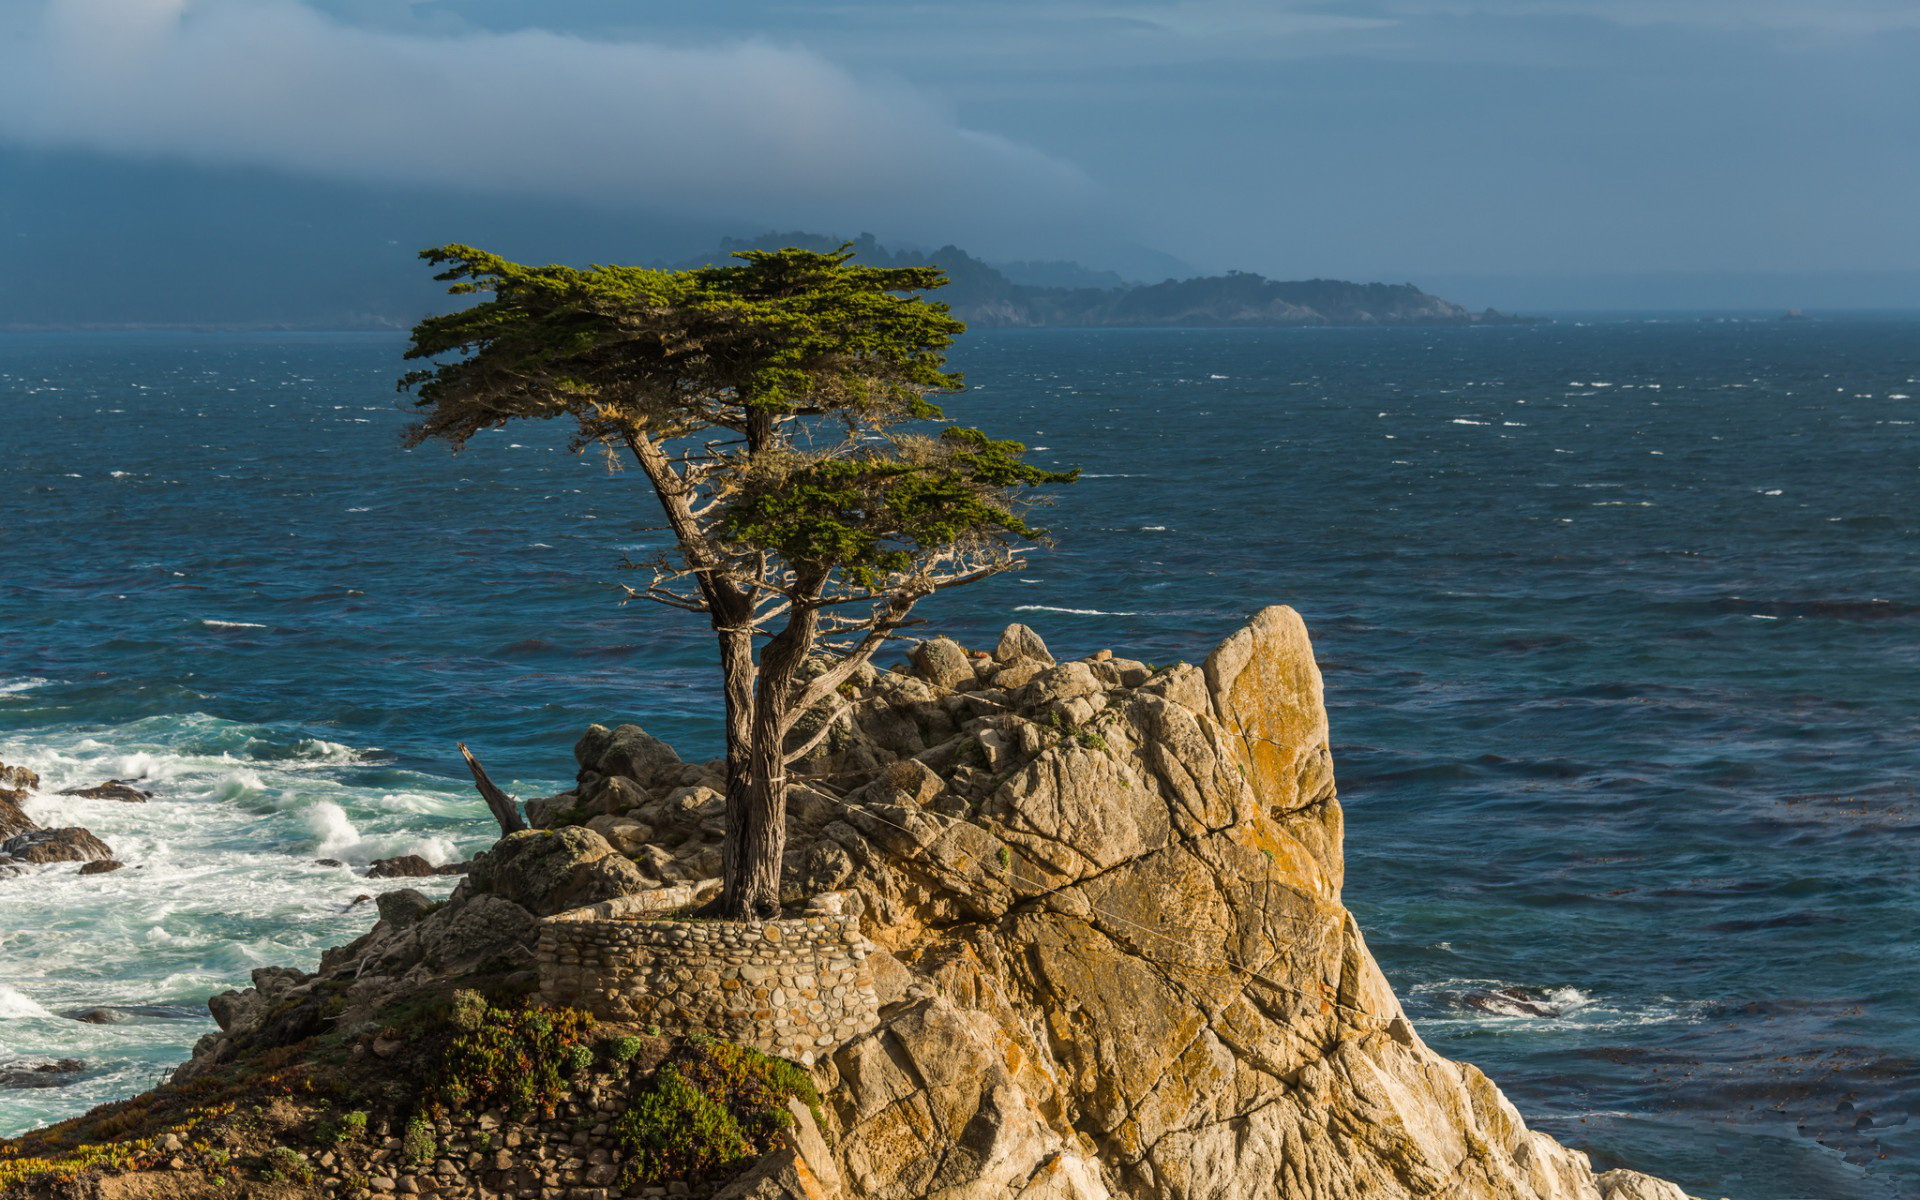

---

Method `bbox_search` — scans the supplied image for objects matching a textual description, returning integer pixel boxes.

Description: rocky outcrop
[0,761,40,793]
[504,606,1690,1200]
[6,609,1691,1200]
[0,794,34,840]
[0,827,114,871]
[703,605,1689,1200]
[0,761,120,876]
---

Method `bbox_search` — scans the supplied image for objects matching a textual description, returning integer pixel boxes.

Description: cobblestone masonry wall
[534,913,880,1065]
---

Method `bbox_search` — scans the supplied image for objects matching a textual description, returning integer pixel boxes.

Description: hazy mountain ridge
[680,232,1530,327]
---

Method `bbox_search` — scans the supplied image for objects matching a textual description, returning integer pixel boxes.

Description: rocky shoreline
[0,763,124,877]
[0,609,1698,1200]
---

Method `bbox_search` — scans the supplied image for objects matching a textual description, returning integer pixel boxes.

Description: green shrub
[449,990,487,1032]
[261,1146,315,1185]
[426,1002,596,1118]
[401,1117,436,1168]
[610,1036,645,1062]
[615,1038,823,1187]
[313,1109,367,1147]
[615,1066,748,1182]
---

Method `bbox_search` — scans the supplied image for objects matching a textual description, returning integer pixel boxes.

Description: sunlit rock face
[766,606,1691,1200]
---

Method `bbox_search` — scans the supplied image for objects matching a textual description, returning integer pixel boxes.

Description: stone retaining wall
[534,911,880,1065]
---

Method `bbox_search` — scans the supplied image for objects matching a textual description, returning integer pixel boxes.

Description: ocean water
[1,321,1916,1199]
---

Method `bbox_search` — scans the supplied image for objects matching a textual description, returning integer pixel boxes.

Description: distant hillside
[677,232,1529,328]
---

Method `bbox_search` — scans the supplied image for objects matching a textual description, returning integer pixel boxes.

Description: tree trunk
[720,597,821,919]
[712,591,757,907]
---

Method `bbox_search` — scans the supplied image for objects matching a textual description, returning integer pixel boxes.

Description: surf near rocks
[0,760,122,877]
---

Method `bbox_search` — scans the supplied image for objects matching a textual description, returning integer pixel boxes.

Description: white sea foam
[0,986,55,1020]
[1450,418,1490,426]
[290,738,359,764]
[200,619,267,630]
[1014,605,1140,617]
[0,713,510,1134]
[0,677,50,695]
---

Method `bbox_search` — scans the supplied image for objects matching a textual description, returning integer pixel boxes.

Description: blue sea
[1,320,1916,1199]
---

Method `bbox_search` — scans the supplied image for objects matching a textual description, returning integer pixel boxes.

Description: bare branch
[782,696,855,765]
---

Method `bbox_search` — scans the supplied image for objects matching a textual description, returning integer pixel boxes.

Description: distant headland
[672,232,1534,329]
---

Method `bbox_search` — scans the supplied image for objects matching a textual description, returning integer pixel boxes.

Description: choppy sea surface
[1,321,1916,1198]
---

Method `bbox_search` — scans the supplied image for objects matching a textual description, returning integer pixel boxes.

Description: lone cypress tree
[401,245,1074,918]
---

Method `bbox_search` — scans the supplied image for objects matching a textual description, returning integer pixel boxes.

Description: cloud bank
[0,0,1098,246]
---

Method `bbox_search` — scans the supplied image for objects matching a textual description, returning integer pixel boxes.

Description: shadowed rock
[56,780,151,803]
[0,826,114,871]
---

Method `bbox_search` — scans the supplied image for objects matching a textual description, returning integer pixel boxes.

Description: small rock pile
[0,759,122,877]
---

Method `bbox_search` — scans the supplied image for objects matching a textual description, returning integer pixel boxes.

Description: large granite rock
[467,825,651,918]
[756,606,1697,1200]
[145,607,1692,1200]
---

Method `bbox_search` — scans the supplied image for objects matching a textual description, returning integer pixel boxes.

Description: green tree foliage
[401,244,1073,917]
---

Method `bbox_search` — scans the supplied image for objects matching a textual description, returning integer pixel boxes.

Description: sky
[2,0,1917,322]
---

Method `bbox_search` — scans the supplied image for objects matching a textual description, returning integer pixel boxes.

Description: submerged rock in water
[1459,987,1578,1019]
[0,1060,85,1089]
[0,825,114,872]
[364,854,435,878]
[62,1004,201,1024]
[56,780,152,803]
[78,859,124,875]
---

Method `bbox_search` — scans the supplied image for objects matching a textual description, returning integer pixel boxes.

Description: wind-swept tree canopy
[400,244,1074,917]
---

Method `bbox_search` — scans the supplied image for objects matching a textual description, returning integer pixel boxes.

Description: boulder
[366,854,436,879]
[523,791,579,829]
[584,814,655,856]
[0,761,39,792]
[374,887,436,929]
[1597,1171,1696,1200]
[207,988,265,1035]
[990,659,1048,691]
[468,826,650,918]
[0,826,113,868]
[909,637,973,692]
[574,723,683,789]
[56,780,151,803]
[0,794,35,840]
[77,859,124,875]
[415,893,539,974]
[578,775,649,819]
[993,623,1054,666]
